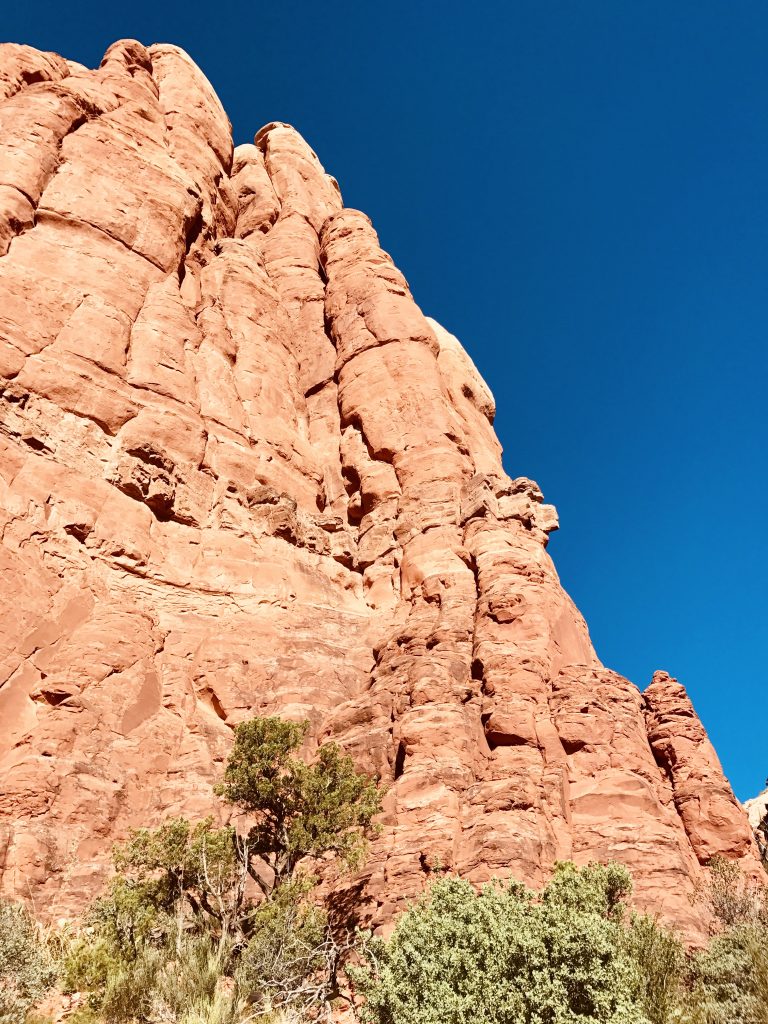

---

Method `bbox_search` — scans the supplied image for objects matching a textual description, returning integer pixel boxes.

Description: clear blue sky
[6,2,766,799]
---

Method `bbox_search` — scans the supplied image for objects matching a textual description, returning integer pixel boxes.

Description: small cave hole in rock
[22,435,48,452]
[481,712,498,752]
[202,689,227,722]
[146,494,175,522]
[37,690,70,707]
[394,741,406,780]
[560,736,587,755]
[64,522,91,543]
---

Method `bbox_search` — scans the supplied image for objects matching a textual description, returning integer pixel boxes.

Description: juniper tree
[217,716,382,894]
[63,716,382,1022]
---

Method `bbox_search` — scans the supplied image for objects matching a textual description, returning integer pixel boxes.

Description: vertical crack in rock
[0,39,760,941]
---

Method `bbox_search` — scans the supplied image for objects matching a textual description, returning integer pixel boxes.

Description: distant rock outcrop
[745,787,768,863]
[746,789,768,827]
[0,39,761,939]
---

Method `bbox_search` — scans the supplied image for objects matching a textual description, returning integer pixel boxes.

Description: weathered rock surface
[745,787,768,864]
[746,789,768,829]
[0,40,761,938]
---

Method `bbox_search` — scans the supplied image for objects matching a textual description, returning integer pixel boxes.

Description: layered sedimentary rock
[0,40,761,938]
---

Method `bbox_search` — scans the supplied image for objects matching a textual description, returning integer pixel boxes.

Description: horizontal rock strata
[0,39,761,938]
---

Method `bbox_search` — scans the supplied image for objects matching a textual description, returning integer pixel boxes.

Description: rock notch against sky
[0,39,761,939]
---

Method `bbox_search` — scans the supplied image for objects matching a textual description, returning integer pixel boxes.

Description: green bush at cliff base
[0,898,56,1024]
[35,731,768,1024]
[679,855,768,1024]
[351,861,688,1024]
[622,912,685,1024]
[683,923,768,1024]
[62,716,382,1023]
[216,716,383,894]
[60,827,342,1023]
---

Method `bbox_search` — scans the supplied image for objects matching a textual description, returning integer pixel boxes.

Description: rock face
[0,40,761,938]
[746,790,768,830]
[744,788,768,864]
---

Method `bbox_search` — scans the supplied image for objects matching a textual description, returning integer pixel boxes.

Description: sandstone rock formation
[745,787,768,863]
[0,39,761,938]
[746,789,768,829]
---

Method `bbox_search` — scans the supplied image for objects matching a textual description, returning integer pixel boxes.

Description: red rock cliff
[0,40,760,937]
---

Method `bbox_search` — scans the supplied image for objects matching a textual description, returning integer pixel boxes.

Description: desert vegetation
[58,716,381,1024]
[0,898,56,1024]
[1,720,766,1024]
[352,857,768,1024]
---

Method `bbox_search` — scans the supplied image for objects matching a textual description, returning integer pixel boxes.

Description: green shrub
[64,716,381,1022]
[0,898,56,1024]
[622,913,685,1024]
[696,855,767,930]
[217,716,382,894]
[61,817,241,1009]
[352,862,654,1024]
[679,857,768,1024]
[65,876,348,1020]
[682,923,767,1024]
[236,880,342,1017]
